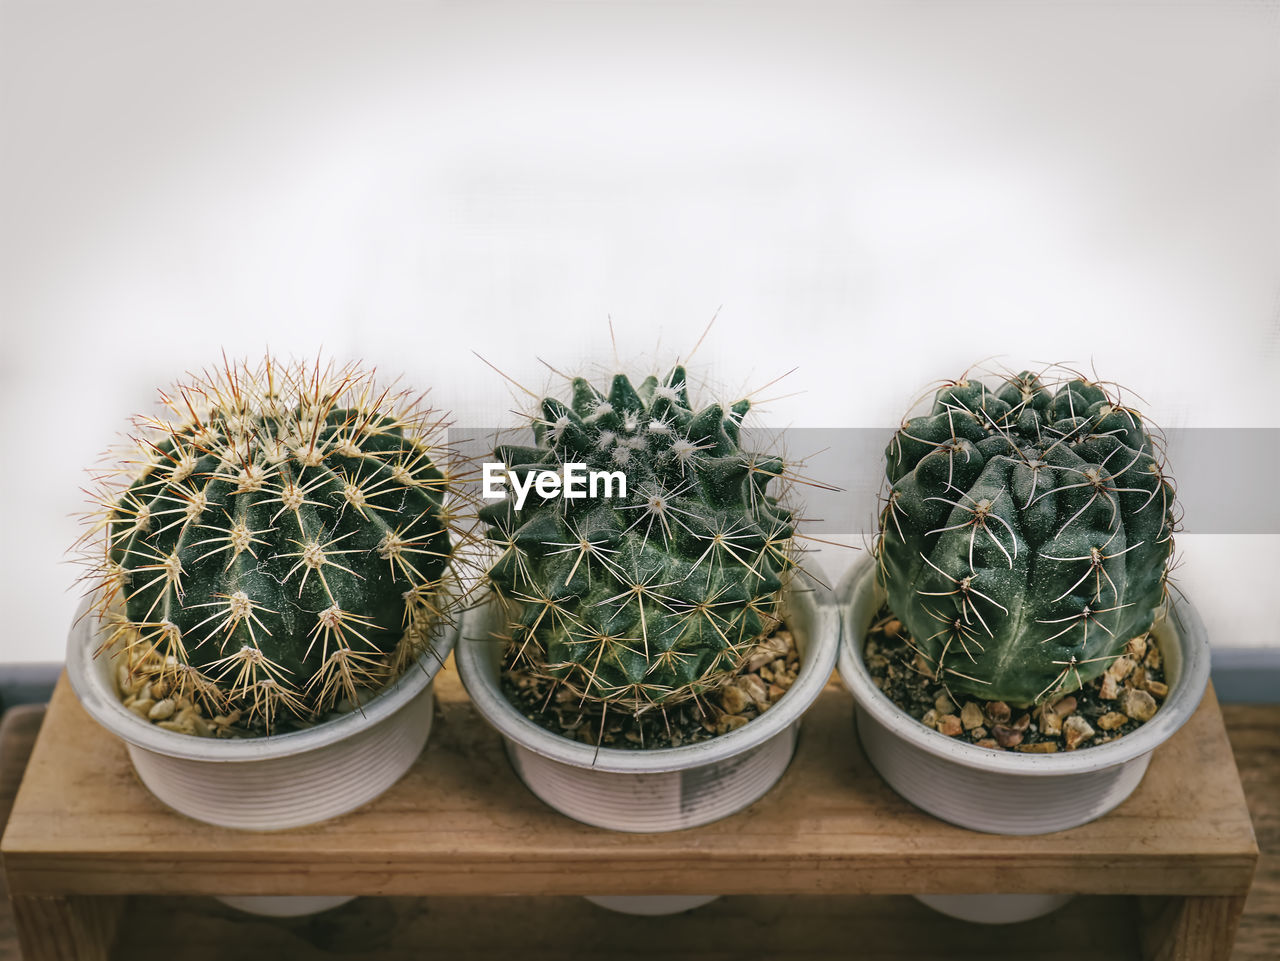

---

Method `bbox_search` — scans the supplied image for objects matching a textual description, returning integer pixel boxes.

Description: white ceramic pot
[583,895,720,916]
[216,894,358,917]
[837,555,1211,920]
[456,577,838,835]
[65,599,458,832]
[913,893,1073,925]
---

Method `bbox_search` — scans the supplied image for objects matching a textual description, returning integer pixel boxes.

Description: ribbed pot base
[584,895,720,916]
[215,894,358,917]
[505,724,798,832]
[127,685,435,830]
[855,704,1153,834]
[914,893,1074,924]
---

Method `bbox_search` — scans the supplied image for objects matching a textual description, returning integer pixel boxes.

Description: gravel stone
[721,685,751,715]
[1107,656,1136,681]
[1063,715,1095,750]
[993,724,1024,748]
[1018,742,1058,753]
[862,605,1167,754]
[1097,711,1129,731]
[1099,672,1119,700]
[938,714,963,737]
[1119,687,1158,722]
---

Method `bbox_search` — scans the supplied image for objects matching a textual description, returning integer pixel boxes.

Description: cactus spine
[479,365,798,718]
[79,357,467,733]
[876,368,1176,706]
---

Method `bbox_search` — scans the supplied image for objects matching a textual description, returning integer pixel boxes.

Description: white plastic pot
[914,893,1073,925]
[456,578,838,835]
[836,555,1211,922]
[583,895,720,916]
[66,598,458,832]
[215,894,358,917]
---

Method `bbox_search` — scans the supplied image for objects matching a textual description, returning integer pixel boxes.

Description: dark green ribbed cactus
[81,358,462,733]
[876,369,1176,706]
[479,366,796,716]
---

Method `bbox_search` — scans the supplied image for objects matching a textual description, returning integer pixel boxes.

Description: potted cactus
[836,366,1210,922]
[456,365,838,877]
[67,356,473,832]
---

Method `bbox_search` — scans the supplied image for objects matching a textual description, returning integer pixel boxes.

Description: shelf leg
[1139,895,1248,961]
[10,895,124,961]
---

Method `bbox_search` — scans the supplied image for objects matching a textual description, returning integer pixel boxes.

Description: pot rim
[66,596,460,763]
[836,555,1211,776]
[455,574,839,774]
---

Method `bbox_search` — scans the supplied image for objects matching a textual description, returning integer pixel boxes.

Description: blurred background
[2,0,1277,664]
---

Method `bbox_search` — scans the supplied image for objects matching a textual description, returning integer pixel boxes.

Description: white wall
[2,1,1277,661]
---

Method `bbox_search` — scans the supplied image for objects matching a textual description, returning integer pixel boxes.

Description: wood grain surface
[0,664,1258,900]
[1223,704,1280,961]
[0,686,1274,959]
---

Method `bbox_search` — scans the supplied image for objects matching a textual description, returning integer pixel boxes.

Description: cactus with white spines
[875,367,1177,706]
[78,357,471,733]
[478,365,799,718]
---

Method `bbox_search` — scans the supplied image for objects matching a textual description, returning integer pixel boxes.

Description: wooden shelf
[0,664,1258,960]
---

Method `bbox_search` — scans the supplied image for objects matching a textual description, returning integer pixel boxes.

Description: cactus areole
[81,358,459,733]
[478,366,797,718]
[876,370,1176,707]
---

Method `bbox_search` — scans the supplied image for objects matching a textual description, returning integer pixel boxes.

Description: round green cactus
[478,365,797,716]
[876,368,1176,706]
[81,358,464,732]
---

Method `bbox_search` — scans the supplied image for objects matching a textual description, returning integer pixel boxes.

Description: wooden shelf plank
[9,895,122,961]
[1222,704,1280,961]
[1139,895,1248,961]
[1,665,1257,900]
